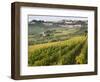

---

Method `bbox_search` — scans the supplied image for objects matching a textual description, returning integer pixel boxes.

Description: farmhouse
[58,20,83,28]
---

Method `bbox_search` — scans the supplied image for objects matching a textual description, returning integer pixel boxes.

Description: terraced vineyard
[28,36,87,66]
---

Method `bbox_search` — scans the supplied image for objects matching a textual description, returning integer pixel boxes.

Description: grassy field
[28,35,87,66]
[28,24,86,45]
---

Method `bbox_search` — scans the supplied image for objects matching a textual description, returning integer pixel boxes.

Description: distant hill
[29,19,87,27]
[28,19,87,35]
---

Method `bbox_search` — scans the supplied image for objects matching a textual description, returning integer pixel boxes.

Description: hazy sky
[28,15,88,22]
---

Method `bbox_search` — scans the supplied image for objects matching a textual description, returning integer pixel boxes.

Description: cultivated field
[28,36,87,66]
[28,19,88,66]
